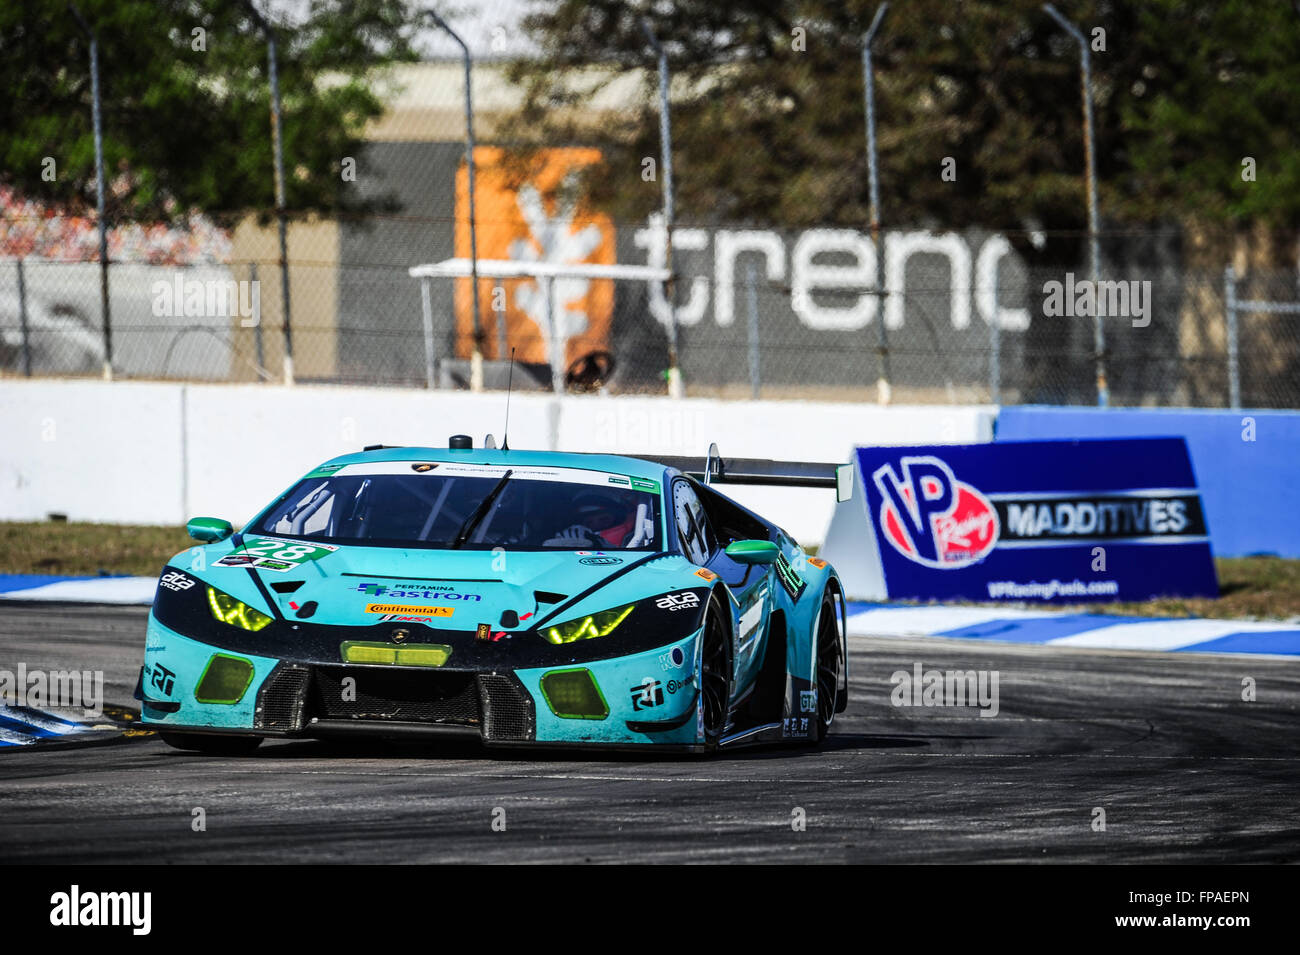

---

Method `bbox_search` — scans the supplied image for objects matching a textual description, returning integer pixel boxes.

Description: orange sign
[455,147,615,366]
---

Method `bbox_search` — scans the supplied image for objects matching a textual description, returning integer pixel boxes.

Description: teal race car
[137,437,849,754]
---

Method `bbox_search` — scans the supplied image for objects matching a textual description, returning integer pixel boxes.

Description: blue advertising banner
[822,438,1218,603]
[996,406,1300,558]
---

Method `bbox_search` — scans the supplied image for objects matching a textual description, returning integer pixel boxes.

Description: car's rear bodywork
[138,443,849,752]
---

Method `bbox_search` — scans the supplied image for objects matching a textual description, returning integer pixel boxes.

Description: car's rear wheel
[699,592,733,750]
[159,731,263,756]
[812,589,844,743]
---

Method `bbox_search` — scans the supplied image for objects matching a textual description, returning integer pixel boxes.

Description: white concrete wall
[0,381,186,525]
[0,380,995,545]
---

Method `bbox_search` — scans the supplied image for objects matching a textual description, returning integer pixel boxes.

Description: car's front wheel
[812,588,845,744]
[159,731,263,755]
[699,592,733,751]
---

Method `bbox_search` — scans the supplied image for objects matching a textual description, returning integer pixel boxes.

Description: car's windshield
[252,461,662,551]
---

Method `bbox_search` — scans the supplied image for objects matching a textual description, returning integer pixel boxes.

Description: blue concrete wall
[996,407,1300,558]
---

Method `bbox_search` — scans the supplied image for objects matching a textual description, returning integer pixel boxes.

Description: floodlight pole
[68,3,112,380]
[643,20,684,399]
[241,0,295,384]
[1044,3,1106,407]
[862,3,891,405]
[426,10,486,391]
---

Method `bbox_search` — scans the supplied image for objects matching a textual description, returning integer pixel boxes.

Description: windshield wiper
[450,469,513,549]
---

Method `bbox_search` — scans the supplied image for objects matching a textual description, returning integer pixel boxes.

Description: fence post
[543,275,563,394]
[420,276,438,389]
[989,262,1000,405]
[642,20,683,398]
[863,4,892,406]
[745,263,761,400]
[67,4,113,380]
[16,258,32,377]
[495,285,507,361]
[1224,265,1240,410]
[249,261,265,377]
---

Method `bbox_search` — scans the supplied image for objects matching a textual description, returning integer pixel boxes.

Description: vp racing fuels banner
[821,438,1218,603]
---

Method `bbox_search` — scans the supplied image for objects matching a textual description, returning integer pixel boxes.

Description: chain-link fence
[4,225,1297,409]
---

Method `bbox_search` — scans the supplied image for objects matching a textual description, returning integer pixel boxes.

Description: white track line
[846,606,1055,637]
[1048,618,1291,651]
[0,577,157,604]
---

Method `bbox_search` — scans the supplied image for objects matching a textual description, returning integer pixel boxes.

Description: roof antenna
[501,347,515,451]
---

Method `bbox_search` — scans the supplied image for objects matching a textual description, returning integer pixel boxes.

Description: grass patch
[1069,557,1300,620]
[0,521,192,578]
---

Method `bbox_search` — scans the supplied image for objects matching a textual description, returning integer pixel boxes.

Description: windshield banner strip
[330,461,658,491]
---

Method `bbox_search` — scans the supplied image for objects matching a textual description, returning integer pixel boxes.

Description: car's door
[672,478,773,700]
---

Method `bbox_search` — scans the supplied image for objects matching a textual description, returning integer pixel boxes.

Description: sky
[260,0,543,60]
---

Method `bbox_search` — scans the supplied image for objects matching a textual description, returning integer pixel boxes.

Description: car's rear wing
[652,444,853,501]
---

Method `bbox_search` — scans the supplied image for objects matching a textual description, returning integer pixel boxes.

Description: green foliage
[506,0,1300,235]
[0,0,417,223]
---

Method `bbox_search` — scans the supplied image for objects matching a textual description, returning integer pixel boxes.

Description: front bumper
[139,615,703,749]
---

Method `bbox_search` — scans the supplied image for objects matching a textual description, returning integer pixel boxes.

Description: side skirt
[718,721,786,749]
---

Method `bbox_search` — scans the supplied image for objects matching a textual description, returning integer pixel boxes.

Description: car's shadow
[168,729,948,763]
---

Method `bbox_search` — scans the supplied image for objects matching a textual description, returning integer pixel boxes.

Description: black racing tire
[699,592,733,751]
[812,588,845,744]
[159,731,263,756]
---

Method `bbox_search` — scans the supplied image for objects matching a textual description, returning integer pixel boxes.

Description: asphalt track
[1,603,1297,864]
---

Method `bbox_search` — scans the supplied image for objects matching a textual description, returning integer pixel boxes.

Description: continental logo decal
[365,604,454,617]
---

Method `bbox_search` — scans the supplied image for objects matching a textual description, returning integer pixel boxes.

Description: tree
[504,0,1300,242]
[0,0,418,224]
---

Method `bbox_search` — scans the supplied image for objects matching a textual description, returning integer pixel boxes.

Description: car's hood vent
[533,590,567,604]
[270,580,305,594]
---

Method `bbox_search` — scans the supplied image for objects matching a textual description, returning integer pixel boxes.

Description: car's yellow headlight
[542,604,635,645]
[207,586,273,632]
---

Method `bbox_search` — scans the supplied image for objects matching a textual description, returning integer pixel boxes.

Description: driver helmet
[573,493,635,546]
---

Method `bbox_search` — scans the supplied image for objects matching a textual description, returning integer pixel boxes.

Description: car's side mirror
[187,517,234,543]
[724,540,780,565]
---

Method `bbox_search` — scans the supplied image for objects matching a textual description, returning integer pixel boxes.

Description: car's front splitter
[139,614,702,748]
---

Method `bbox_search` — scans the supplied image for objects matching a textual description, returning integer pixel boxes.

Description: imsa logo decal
[872,456,999,569]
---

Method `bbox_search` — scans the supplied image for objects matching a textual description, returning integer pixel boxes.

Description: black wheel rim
[700,605,729,739]
[815,598,841,728]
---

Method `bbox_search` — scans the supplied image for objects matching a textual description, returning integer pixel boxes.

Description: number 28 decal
[214,537,338,573]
